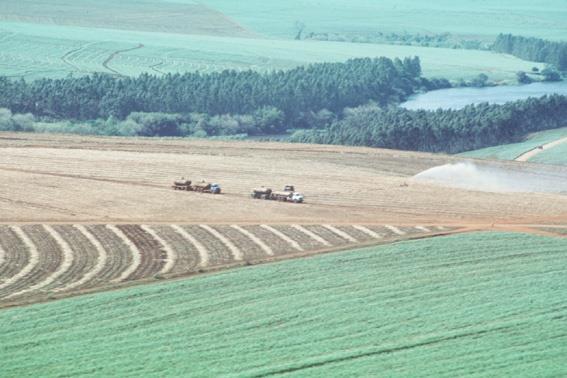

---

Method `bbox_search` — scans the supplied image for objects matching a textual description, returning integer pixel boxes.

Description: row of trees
[493,34,567,71]
[0,57,442,125]
[305,31,489,50]
[0,107,287,138]
[289,95,567,153]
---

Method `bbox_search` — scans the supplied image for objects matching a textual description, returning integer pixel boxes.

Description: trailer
[172,179,221,194]
[251,185,304,203]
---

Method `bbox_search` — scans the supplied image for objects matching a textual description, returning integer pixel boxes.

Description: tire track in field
[60,42,99,72]
[103,43,144,76]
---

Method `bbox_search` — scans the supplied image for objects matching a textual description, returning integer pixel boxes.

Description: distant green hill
[1,232,566,377]
[202,0,567,41]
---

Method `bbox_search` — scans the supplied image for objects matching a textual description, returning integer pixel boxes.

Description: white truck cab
[291,192,304,203]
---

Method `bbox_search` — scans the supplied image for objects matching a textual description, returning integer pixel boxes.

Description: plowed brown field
[0,132,566,225]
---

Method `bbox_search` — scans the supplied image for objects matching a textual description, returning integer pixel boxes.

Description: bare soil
[0,132,565,226]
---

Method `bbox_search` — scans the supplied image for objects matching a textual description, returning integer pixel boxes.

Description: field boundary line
[260,225,304,252]
[323,225,358,243]
[200,225,243,261]
[231,225,273,256]
[5,226,74,299]
[353,225,382,239]
[141,225,177,274]
[0,227,39,292]
[385,225,406,236]
[292,225,332,247]
[171,225,209,267]
[55,225,109,292]
[107,225,141,283]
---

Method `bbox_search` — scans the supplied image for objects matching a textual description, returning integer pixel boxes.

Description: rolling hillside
[1,232,566,377]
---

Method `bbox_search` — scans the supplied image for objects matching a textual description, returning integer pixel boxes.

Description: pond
[401,80,567,110]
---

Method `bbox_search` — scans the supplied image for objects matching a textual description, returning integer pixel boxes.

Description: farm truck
[251,185,304,203]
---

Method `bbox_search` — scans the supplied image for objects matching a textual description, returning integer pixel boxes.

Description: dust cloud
[413,162,567,194]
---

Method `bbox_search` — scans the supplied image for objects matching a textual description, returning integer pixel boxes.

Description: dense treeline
[305,31,489,50]
[290,95,567,153]
[0,57,444,132]
[493,34,567,72]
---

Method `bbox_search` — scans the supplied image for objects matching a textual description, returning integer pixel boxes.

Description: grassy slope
[0,21,543,81]
[201,0,567,40]
[530,143,567,165]
[1,232,566,377]
[459,127,567,161]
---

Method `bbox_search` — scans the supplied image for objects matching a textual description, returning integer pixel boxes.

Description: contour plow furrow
[231,225,274,257]
[0,226,29,284]
[208,225,265,260]
[55,225,107,291]
[348,225,383,241]
[182,225,235,265]
[168,225,208,269]
[141,225,177,275]
[0,224,459,306]
[0,226,37,296]
[272,225,326,250]
[323,225,358,243]
[86,225,132,282]
[257,225,304,253]
[115,225,164,281]
[292,225,334,247]
[2,226,63,300]
[200,225,243,261]
[48,226,93,291]
[106,225,141,283]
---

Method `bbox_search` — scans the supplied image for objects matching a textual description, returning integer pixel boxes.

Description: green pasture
[459,127,567,161]
[1,232,566,377]
[530,142,567,165]
[200,0,567,41]
[0,22,543,81]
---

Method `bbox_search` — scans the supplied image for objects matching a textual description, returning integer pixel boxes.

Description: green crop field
[0,0,254,38]
[460,127,567,161]
[529,143,567,165]
[1,0,562,81]
[201,0,567,41]
[1,232,566,377]
[0,21,543,81]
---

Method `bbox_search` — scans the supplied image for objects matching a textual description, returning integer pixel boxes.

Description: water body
[402,81,567,110]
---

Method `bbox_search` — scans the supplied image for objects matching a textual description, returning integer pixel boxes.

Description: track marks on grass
[103,43,144,76]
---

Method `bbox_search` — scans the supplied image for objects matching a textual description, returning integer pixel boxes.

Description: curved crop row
[0,224,449,304]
